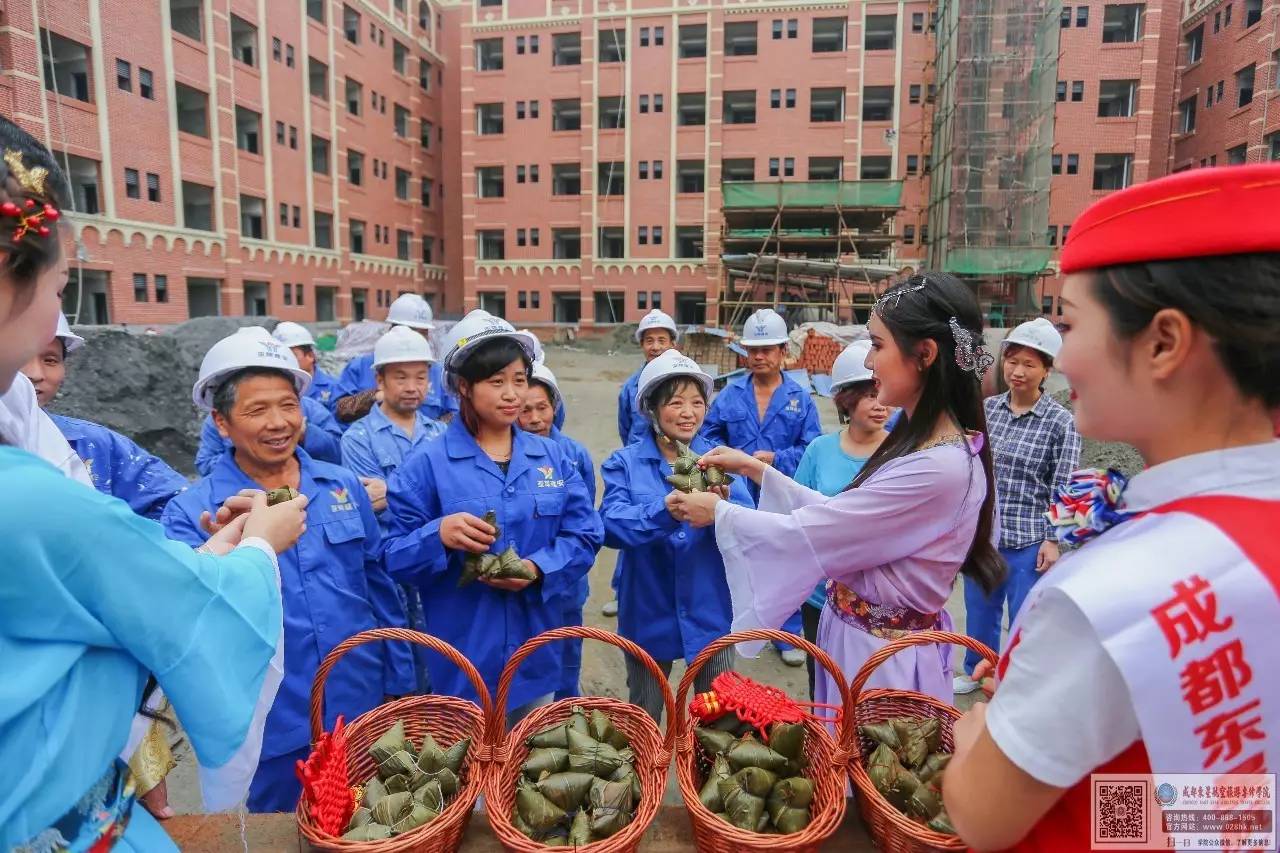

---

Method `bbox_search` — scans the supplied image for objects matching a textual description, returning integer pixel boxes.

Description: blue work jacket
[699,373,822,479]
[601,433,754,664]
[306,368,340,410]
[616,366,648,448]
[194,396,343,476]
[548,427,596,610]
[383,419,603,710]
[335,355,457,424]
[49,413,187,520]
[162,448,414,760]
[341,405,447,485]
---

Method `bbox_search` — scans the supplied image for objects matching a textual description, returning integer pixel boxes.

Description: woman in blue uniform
[0,116,306,851]
[384,312,603,722]
[601,349,754,720]
[518,362,599,700]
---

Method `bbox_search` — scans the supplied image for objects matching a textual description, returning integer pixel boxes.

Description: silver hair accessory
[873,281,928,313]
[949,317,995,380]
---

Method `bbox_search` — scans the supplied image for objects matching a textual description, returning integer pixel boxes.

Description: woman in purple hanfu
[672,273,1006,708]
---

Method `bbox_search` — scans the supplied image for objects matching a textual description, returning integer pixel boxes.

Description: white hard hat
[529,362,562,409]
[441,309,539,377]
[192,326,312,409]
[830,340,874,392]
[518,329,546,366]
[272,321,315,349]
[740,308,789,347]
[1002,317,1062,361]
[634,309,678,343]
[636,349,713,412]
[386,293,435,330]
[374,324,435,368]
[56,314,85,353]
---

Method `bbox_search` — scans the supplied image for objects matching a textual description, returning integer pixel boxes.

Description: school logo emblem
[536,465,565,488]
[330,487,355,512]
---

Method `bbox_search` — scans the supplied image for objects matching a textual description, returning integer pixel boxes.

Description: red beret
[1060,164,1280,273]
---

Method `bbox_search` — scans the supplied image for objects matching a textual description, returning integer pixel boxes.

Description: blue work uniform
[700,373,822,481]
[0,447,281,851]
[49,413,188,520]
[194,395,343,476]
[162,448,414,812]
[601,432,755,664]
[384,419,603,712]
[547,427,596,700]
[306,367,340,410]
[335,355,458,424]
[616,366,647,447]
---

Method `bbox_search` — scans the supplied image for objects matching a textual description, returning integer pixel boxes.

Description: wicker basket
[484,626,675,853]
[847,630,997,853]
[297,628,495,852]
[674,629,854,853]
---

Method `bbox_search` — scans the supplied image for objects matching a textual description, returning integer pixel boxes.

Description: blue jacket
[616,366,647,447]
[306,368,340,411]
[335,355,458,424]
[195,395,343,476]
[162,449,414,759]
[341,405,447,485]
[49,414,188,520]
[383,419,603,709]
[700,373,822,479]
[601,433,754,663]
[548,427,596,611]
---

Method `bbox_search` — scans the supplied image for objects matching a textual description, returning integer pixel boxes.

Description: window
[1207,86,1215,108]
[419,59,431,91]
[279,202,289,226]
[154,274,169,304]
[516,36,526,55]
[394,167,411,200]
[63,153,102,214]
[175,83,209,136]
[653,160,664,179]
[1237,64,1256,107]
[309,58,329,100]
[912,12,924,33]
[314,211,333,248]
[1225,3,1232,26]
[275,120,286,145]
[311,135,330,175]
[531,35,540,53]
[770,89,781,109]
[394,104,410,137]
[552,164,581,195]
[240,194,265,239]
[769,157,780,177]
[345,77,363,116]
[1245,0,1262,28]
[349,218,365,253]
[146,172,160,202]
[1185,24,1203,63]
[273,37,283,62]
[910,84,922,104]
[476,103,504,134]
[553,32,582,66]
[600,29,626,62]
[1061,6,1072,27]
[862,85,894,121]
[1268,131,1280,160]
[421,236,435,264]
[1067,153,1079,174]
[420,119,433,149]
[234,106,261,154]
[808,156,841,180]
[598,96,625,129]
[677,159,705,193]
[638,226,648,246]
[810,87,844,122]
[550,228,580,259]
[477,165,504,198]
[397,230,411,261]
[292,205,300,228]
[1097,79,1138,117]
[133,273,148,302]
[1179,96,1197,133]
[347,149,364,185]
[1076,6,1089,26]
[1217,80,1225,102]
[516,165,526,183]
[725,22,757,56]
[1227,144,1247,164]
[393,40,408,74]
[772,19,783,39]
[598,227,625,258]
[675,226,702,258]
[903,224,915,244]
[786,89,796,108]
[598,161,625,195]
[1093,153,1134,190]
[654,27,664,46]
[1215,10,1222,32]
[787,18,798,38]
[1102,4,1144,42]
[171,0,203,40]
[478,229,501,258]
[639,94,649,114]
[921,224,929,245]
[679,24,707,58]
[307,0,324,23]
[860,156,891,180]
[1048,225,1058,246]
[652,227,663,245]
[421,177,433,206]
[865,15,896,50]
[638,161,649,179]
[907,154,920,175]
[116,59,132,92]
[139,68,154,99]
[40,30,92,102]
[814,17,846,52]
[723,158,754,181]
[654,94,663,113]
[639,28,649,47]
[723,90,756,124]
[476,38,503,71]
[677,92,706,125]
[783,157,794,177]
[1056,80,1068,101]
[1071,80,1085,101]
[1052,153,1063,174]
[230,15,257,66]
[182,181,214,229]
[284,281,293,306]
[552,99,581,131]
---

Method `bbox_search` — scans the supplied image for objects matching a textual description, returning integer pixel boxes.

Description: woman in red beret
[942,164,1280,851]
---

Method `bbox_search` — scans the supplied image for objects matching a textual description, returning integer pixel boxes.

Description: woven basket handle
[308,628,494,742]
[848,630,998,707]
[487,625,677,757]
[673,629,856,762]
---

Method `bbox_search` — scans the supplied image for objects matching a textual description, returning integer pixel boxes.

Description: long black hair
[0,116,68,289]
[848,272,1006,595]
[451,337,532,435]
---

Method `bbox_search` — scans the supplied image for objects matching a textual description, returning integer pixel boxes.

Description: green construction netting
[942,246,1054,276]
[722,181,903,209]
[726,228,837,239]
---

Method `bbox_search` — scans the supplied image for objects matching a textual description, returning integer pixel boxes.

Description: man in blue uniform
[163,328,414,812]
[22,315,187,520]
[617,309,678,448]
[273,321,339,409]
[699,307,821,666]
[334,293,458,426]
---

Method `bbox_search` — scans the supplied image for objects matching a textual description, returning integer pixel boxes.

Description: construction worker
[21,314,187,521]
[700,307,821,666]
[617,309,679,448]
[163,328,414,812]
[273,321,339,409]
[333,293,458,425]
[518,362,597,699]
[193,329,344,475]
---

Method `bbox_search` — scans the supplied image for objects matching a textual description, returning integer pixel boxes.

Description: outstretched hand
[697,446,768,483]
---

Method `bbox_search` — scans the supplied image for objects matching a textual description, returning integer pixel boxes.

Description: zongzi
[266,486,300,506]
[416,734,448,773]
[347,807,372,830]
[928,808,957,835]
[443,736,472,775]
[378,749,418,781]
[342,823,392,841]
[732,766,778,798]
[515,779,567,834]
[768,722,807,775]
[362,776,388,809]
[695,727,737,757]
[916,752,952,783]
[726,734,791,773]
[698,754,732,812]
[858,722,902,751]
[535,771,596,811]
[493,545,538,580]
[522,747,570,780]
[589,709,631,750]
[568,808,592,845]
[566,727,626,777]
[866,742,921,811]
[610,761,643,803]
[370,720,410,765]
[371,791,412,827]
[721,785,766,832]
[588,779,634,839]
[907,777,943,821]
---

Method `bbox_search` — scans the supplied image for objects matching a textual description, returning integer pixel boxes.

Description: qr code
[1097,782,1147,842]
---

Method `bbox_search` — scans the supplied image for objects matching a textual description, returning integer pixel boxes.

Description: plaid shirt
[984,392,1082,549]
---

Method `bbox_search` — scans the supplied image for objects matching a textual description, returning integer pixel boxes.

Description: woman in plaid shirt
[956,318,1081,693]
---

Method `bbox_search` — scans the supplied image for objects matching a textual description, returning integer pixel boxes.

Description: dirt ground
[167,342,978,813]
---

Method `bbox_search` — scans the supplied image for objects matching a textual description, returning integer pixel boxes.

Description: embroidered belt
[825,582,941,640]
[16,759,137,853]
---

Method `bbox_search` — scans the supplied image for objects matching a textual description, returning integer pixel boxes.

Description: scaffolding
[927,0,1061,323]
[717,180,905,330]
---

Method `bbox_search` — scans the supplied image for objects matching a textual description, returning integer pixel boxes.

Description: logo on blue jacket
[537,465,565,488]
[330,486,355,512]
